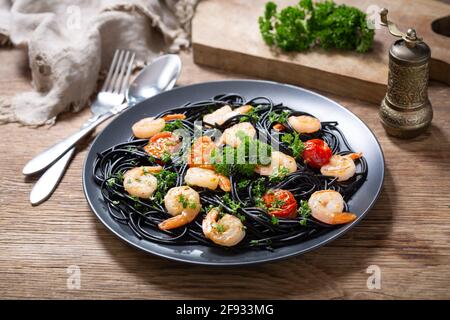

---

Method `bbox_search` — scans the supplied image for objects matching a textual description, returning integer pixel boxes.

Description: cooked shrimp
[159,186,201,230]
[203,105,233,126]
[185,167,219,190]
[123,166,162,198]
[288,115,321,134]
[202,208,246,247]
[218,122,256,147]
[320,152,362,182]
[226,105,253,119]
[132,117,165,138]
[255,151,297,176]
[308,190,357,225]
[184,167,231,192]
[188,136,217,169]
[203,105,252,126]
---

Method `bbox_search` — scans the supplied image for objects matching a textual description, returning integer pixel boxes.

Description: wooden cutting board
[192,0,450,103]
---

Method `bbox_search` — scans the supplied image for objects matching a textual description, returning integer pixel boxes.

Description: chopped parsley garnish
[239,106,260,123]
[269,166,290,183]
[271,215,279,225]
[213,223,226,233]
[298,200,311,226]
[113,170,124,183]
[107,178,116,187]
[160,151,172,163]
[254,197,266,209]
[237,179,251,190]
[126,146,138,152]
[178,194,197,209]
[269,110,290,124]
[252,178,267,198]
[131,195,142,209]
[223,193,241,214]
[269,196,286,211]
[211,131,271,176]
[237,213,246,222]
[163,119,183,132]
[151,170,177,204]
[281,132,305,158]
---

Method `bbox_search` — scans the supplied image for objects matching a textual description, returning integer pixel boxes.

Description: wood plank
[192,0,450,103]
[0,48,450,299]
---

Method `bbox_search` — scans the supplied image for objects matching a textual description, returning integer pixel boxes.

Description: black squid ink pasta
[92,94,368,250]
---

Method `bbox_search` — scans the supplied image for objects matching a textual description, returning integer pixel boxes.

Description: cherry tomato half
[302,139,332,169]
[262,189,298,218]
[144,132,180,161]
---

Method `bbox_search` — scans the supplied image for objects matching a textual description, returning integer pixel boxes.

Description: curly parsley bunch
[259,0,374,53]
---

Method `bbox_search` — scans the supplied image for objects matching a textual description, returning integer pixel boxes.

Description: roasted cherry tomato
[302,139,332,169]
[144,132,180,160]
[262,189,298,218]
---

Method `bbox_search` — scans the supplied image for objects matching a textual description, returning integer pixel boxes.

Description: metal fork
[27,50,135,205]
[23,49,135,177]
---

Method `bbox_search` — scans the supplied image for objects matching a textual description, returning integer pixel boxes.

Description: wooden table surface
[0,47,449,299]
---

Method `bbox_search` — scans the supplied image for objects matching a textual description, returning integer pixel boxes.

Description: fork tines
[102,49,136,95]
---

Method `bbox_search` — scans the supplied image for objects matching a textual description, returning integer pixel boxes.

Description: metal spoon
[29,54,182,205]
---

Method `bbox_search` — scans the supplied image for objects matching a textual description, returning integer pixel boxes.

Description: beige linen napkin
[0,0,197,126]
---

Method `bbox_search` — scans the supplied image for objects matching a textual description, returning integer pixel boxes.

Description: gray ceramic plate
[83,80,385,266]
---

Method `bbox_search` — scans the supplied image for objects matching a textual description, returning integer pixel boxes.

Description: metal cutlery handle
[22,112,113,176]
[29,147,76,205]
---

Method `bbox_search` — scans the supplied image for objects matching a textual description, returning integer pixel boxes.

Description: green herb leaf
[269,166,290,183]
[107,178,116,187]
[269,110,290,125]
[163,119,183,132]
[151,169,177,204]
[281,132,305,158]
[239,106,261,123]
[223,193,241,214]
[161,151,172,163]
[252,178,267,198]
[269,196,286,211]
[213,223,226,233]
[271,215,279,225]
[211,131,271,177]
[115,170,125,182]
[237,179,251,190]
[258,0,374,53]
[298,200,311,226]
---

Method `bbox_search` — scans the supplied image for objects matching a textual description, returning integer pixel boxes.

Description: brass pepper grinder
[379,8,433,138]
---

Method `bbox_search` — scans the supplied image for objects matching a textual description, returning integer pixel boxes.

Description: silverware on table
[28,53,182,205]
[24,49,135,176]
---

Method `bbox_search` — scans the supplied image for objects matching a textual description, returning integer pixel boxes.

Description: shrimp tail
[349,152,363,160]
[162,114,186,121]
[158,214,188,231]
[273,123,286,132]
[158,210,199,231]
[330,212,357,224]
[146,166,163,173]
[217,175,231,192]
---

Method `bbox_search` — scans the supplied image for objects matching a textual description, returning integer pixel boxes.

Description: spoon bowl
[127,54,182,104]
